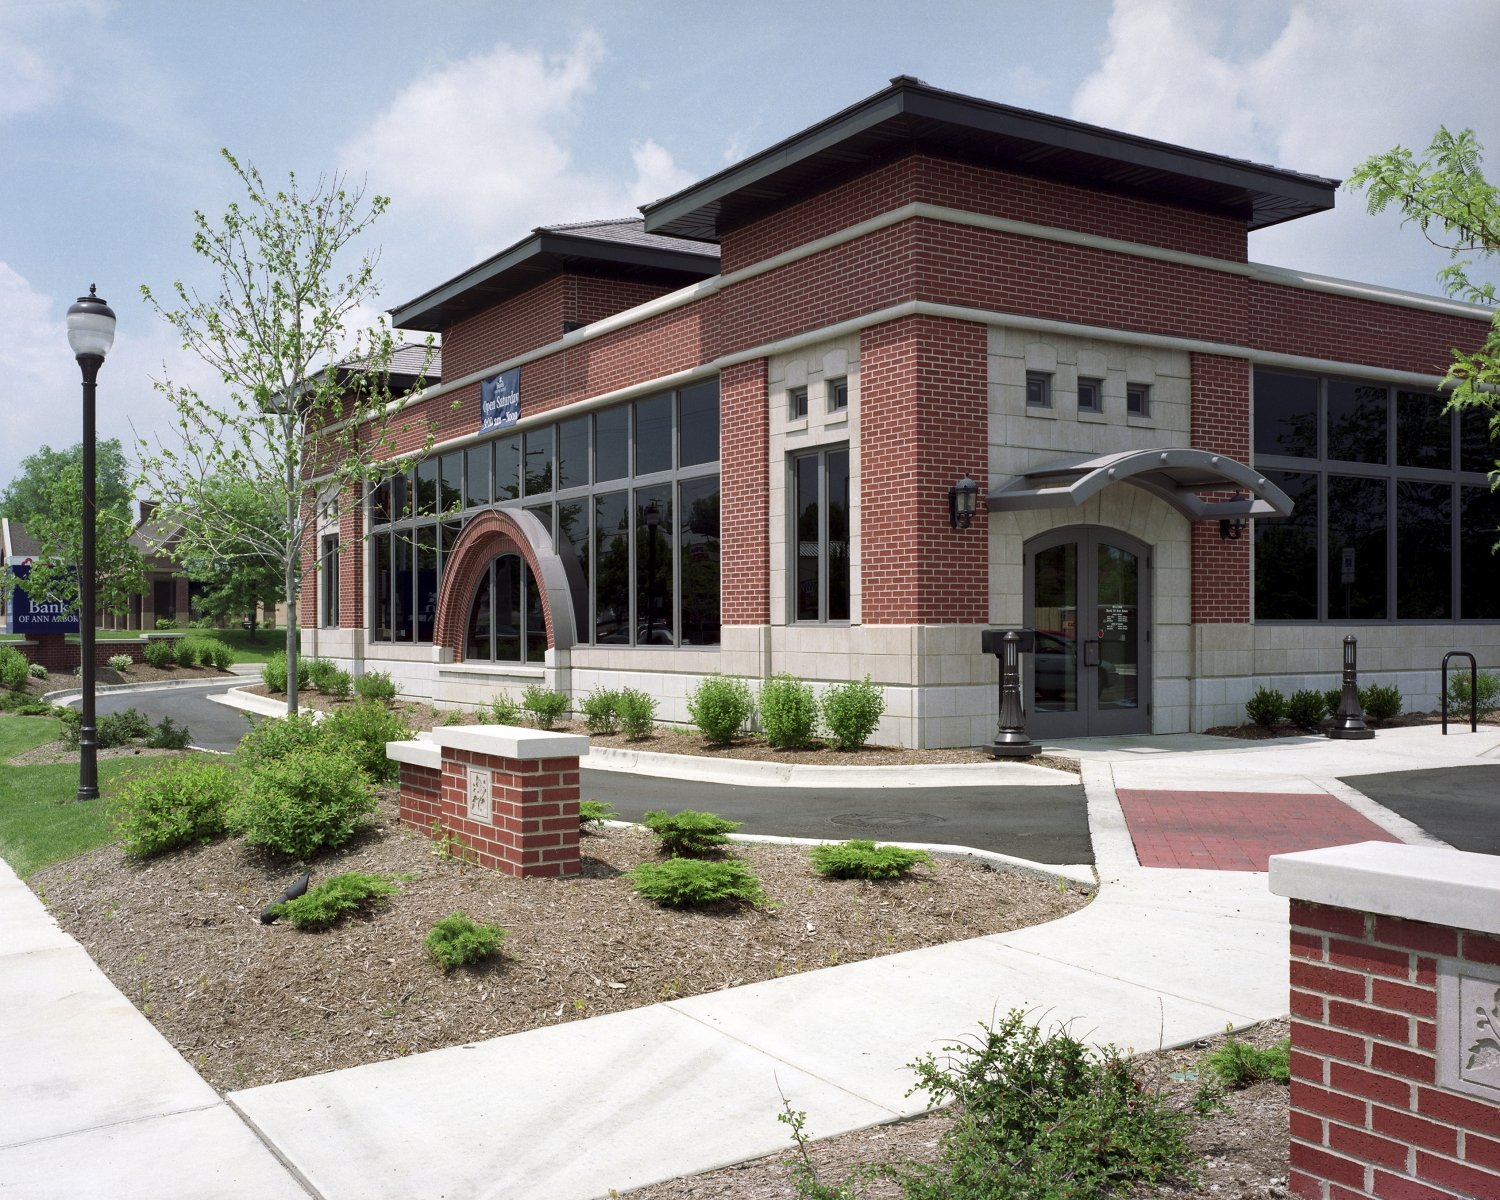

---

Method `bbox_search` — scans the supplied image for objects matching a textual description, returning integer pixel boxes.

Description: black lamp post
[66,285,116,802]
[1327,634,1374,740]
[644,499,661,641]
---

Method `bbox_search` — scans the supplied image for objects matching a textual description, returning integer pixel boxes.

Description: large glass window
[465,554,544,664]
[370,378,721,648]
[792,446,850,623]
[319,534,340,628]
[1253,368,1497,621]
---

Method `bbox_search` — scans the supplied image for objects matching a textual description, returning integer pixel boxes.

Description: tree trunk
[285,455,299,716]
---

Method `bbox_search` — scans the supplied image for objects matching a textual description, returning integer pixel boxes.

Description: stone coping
[1268,840,1500,936]
[431,724,589,760]
[387,739,440,770]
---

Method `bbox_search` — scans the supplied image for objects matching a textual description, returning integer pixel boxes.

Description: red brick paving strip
[1115,790,1400,871]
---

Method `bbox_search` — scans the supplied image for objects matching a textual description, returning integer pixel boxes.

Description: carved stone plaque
[466,766,492,822]
[1437,956,1500,1102]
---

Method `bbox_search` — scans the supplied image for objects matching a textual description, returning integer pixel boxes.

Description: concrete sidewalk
[0,860,305,1199]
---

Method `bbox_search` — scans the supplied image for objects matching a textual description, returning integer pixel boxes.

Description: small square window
[1127,384,1151,416]
[828,377,848,412]
[1077,377,1103,413]
[1026,372,1052,408]
[790,386,808,419]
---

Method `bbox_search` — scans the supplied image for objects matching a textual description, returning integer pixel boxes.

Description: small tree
[176,476,285,640]
[1349,128,1500,440]
[1,438,134,526]
[1,460,145,622]
[138,151,437,713]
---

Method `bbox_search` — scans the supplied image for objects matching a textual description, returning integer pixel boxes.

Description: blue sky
[2,0,1497,491]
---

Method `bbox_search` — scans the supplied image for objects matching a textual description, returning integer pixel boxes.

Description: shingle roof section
[536,218,720,259]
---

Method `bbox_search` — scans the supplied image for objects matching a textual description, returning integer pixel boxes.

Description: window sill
[439,663,547,678]
[1024,405,1058,420]
[824,411,849,427]
[1076,410,1107,424]
[784,418,809,433]
[1126,414,1157,428]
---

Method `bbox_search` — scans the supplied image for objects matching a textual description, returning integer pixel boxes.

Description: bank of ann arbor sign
[4,559,79,634]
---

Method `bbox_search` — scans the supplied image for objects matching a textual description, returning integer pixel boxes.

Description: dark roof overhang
[391,226,721,333]
[642,76,1339,242]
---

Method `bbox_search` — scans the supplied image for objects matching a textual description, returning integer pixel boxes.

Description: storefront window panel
[635,394,673,476]
[1462,486,1500,619]
[439,521,462,578]
[524,428,553,495]
[594,491,630,643]
[1461,409,1497,474]
[795,455,820,622]
[1033,543,1078,712]
[828,449,850,622]
[373,478,391,524]
[558,416,589,490]
[466,568,492,661]
[393,531,416,641]
[595,407,629,482]
[557,500,590,639]
[320,535,340,628]
[465,445,490,508]
[635,488,674,644]
[393,471,410,520]
[525,503,552,536]
[679,476,720,645]
[1255,471,1318,621]
[1326,476,1387,620]
[1396,481,1452,619]
[494,556,522,663]
[1397,391,1453,470]
[374,532,392,640]
[1254,371,1318,459]
[1326,382,1387,464]
[416,460,438,517]
[415,526,439,640]
[679,380,721,467]
[525,563,547,662]
[440,453,463,515]
[496,436,521,501]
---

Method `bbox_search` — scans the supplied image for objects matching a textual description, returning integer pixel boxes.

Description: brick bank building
[305,78,1498,746]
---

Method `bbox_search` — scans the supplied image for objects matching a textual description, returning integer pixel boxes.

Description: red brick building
[305,77,1498,745]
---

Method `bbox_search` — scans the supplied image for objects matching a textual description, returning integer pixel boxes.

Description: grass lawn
[0,714,181,880]
[178,627,283,663]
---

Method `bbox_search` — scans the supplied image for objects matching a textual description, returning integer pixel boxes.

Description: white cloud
[0,37,52,119]
[341,31,695,267]
[1071,0,1500,295]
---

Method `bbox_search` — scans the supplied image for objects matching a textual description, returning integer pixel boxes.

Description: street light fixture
[949,475,978,530]
[65,285,116,802]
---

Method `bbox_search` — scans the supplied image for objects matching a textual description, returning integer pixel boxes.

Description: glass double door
[1024,527,1152,739]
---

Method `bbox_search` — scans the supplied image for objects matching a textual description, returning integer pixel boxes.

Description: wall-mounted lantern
[949,475,979,530]
[1219,492,1248,540]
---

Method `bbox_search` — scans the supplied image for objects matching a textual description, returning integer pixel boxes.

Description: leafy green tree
[1,438,133,526]
[178,476,286,642]
[1348,128,1500,429]
[1,461,146,620]
[137,151,436,714]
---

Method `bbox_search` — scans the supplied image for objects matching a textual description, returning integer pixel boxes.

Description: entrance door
[1024,526,1152,739]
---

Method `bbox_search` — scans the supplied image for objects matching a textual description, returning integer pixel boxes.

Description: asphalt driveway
[1340,764,1500,854]
[88,681,254,753]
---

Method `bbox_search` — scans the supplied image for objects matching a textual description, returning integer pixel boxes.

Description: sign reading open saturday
[480,367,520,432]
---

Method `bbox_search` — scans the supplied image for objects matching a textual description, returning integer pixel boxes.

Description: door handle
[1084,641,1101,667]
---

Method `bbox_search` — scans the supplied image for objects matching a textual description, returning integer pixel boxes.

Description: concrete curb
[207,687,323,722]
[41,676,239,707]
[599,820,1097,889]
[581,744,1080,788]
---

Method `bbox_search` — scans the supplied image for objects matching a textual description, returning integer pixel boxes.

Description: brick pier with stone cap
[387,725,589,877]
[1270,841,1500,1200]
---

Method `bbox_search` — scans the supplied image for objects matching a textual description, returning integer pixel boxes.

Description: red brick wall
[434,749,580,878]
[338,486,364,630]
[860,314,988,624]
[14,635,149,671]
[1290,899,1500,1199]
[720,358,770,626]
[1190,353,1252,623]
[719,154,1248,273]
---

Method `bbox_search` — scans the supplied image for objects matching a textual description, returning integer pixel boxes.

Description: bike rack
[1441,650,1478,735]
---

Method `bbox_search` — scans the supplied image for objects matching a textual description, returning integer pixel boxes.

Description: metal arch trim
[508,508,579,650]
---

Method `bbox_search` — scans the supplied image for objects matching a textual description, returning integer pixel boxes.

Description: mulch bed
[1208,709,1500,740]
[9,741,183,767]
[631,1018,1292,1199]
[24,663,235,693]
[30,790,1090,1095]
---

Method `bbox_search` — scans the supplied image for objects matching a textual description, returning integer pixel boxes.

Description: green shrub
[759,673,818,748]
[580,687,620,735]
[57,707,82,748]
[28,662,47,680]
[107,653,133,672]
[1285,689,1328,730]
[1447,667,1500,715]
[190,616,216,629]
[687,676,753,744]
[306,658,338,690]
[147,716,192,750]
[143,640,175,669]
[625,857,768,907]
[615,688,658,740]
[98,707,152,748]
[155,617,180,629]
[424,911,506,969]
[1245,686,1286,727]
[261,652,311,694]
[231,749,375,859]
[640,808,742,856]
[1360,682,1403,721]
[271,871,396,931]
[579,799,615,828]
[1322,687,1346,716]
[105,758,236,856]
[488,692,522,724]
[880,1009,1215,1199]
[820,675,885,751]
[521,684,569,730]
[1205,1036,1291,1087]
[353,669,396,704]
[173,640,200,668]
[0,646,28,691]
[205,641,234,671]
[320,700,411,783]
[236,710,324,770]
[810,839,931,880]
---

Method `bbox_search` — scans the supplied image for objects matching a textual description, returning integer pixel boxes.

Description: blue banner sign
[5,560,79,634]
[480,368,520,432]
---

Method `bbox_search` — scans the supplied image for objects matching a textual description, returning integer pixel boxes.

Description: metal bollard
[1327,634,1374,741]
[988,629,1037,758]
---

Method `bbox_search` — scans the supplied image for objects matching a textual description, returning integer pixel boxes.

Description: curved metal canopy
[987,447,1293,521]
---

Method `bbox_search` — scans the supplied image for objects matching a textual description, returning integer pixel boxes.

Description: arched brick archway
[433,509,577,662]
